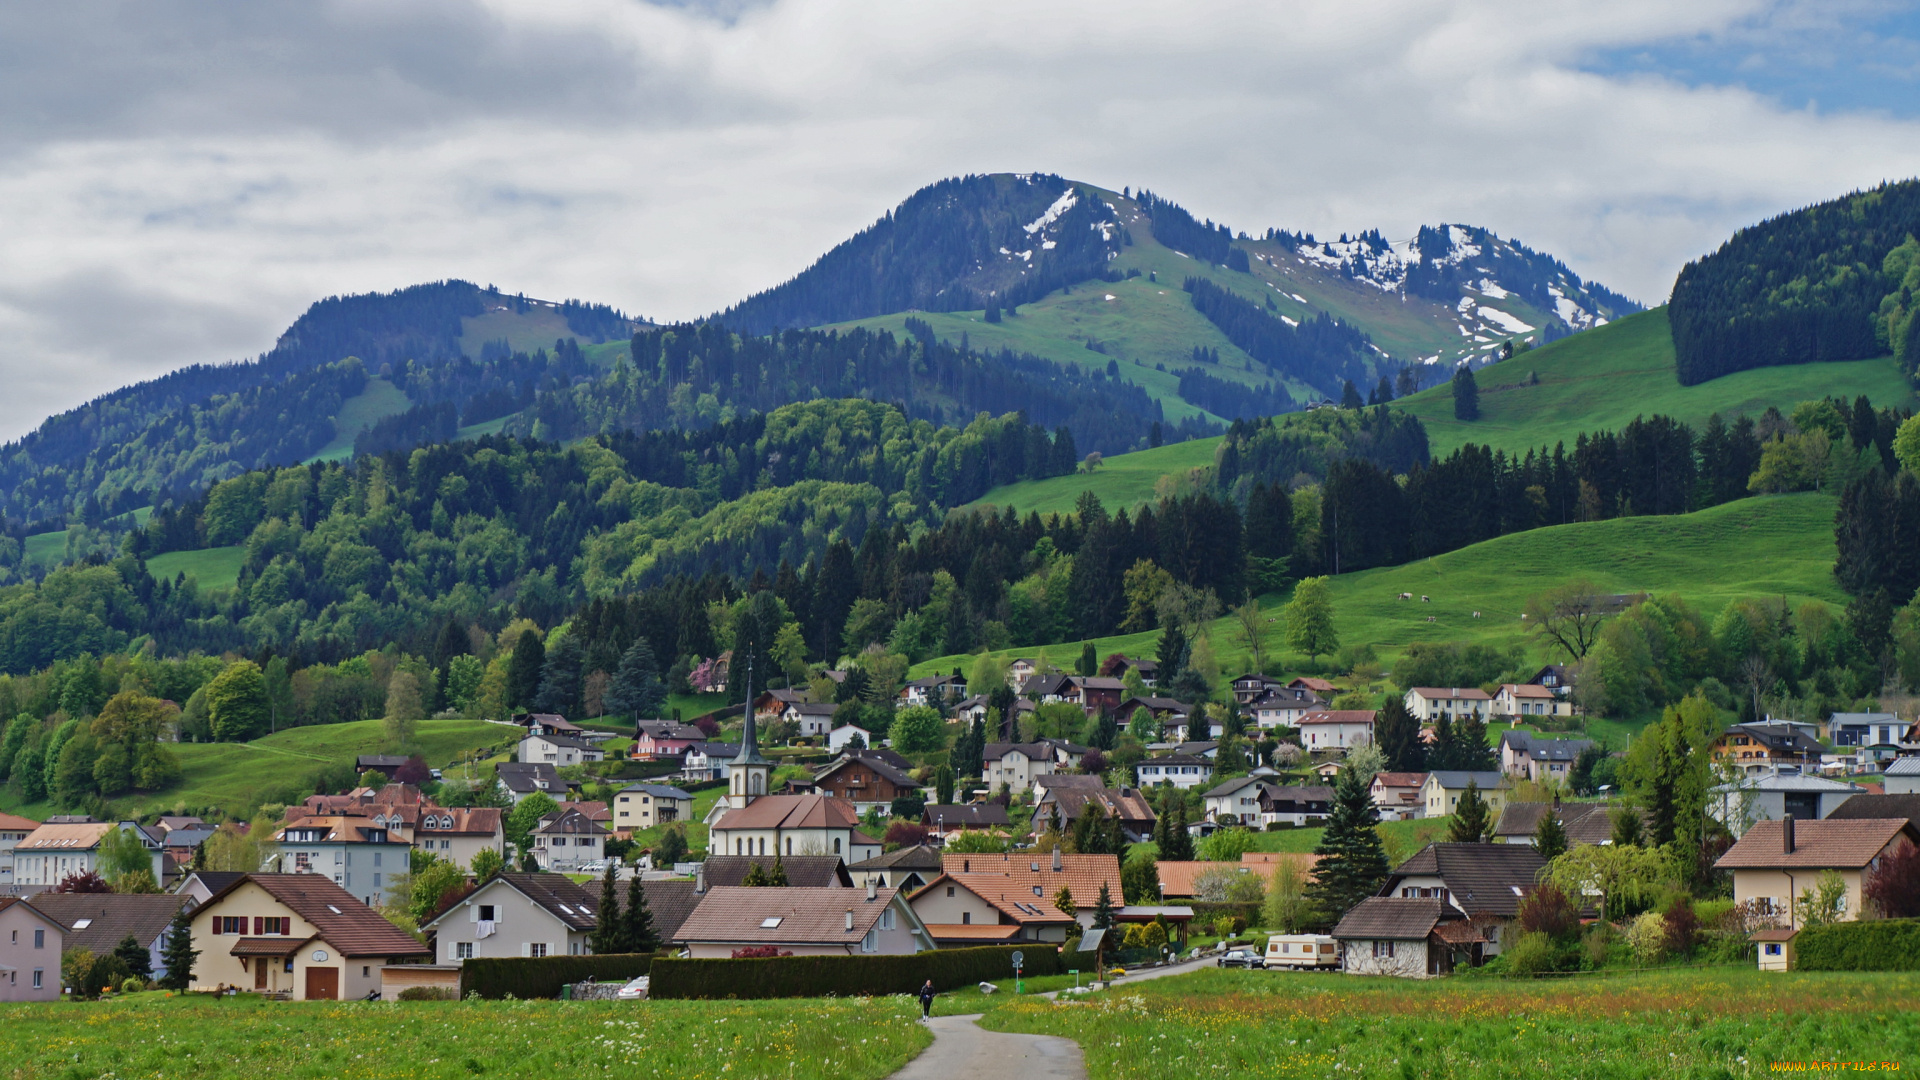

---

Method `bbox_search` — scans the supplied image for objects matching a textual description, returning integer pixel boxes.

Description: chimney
[845,909,854,931]
[695,864,706,895]
[1053,846,1063,872]
[1782,814,1795,855]
[867,879,877,902]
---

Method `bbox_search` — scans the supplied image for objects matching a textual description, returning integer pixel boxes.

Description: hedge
[1186,902,1262,928]
[459,953,657,1000]
[650,945,1060,1000]
[1796,919,1920,971]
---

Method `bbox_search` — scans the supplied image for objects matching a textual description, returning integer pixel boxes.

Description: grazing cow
[1399,592,1412,600]
[1421,595,1430,602]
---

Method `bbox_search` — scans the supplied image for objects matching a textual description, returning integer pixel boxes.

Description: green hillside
[1394,308,1918,457]
[305,377,413,462]
[146,545,245,591]
[916,491,1842,680]
[963,436,1221,516]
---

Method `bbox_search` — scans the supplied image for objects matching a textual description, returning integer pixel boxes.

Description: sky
[1,0,1918,441]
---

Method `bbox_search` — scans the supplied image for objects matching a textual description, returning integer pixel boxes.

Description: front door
[305,967,339,1001]
[254,959,268,990]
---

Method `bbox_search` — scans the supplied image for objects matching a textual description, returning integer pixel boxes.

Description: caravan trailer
[1265,934,1339,969]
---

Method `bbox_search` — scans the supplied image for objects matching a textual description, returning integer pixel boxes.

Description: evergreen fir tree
[742,862,770,887]
[1534,805,1570,863]
[1428,713,1458,770]
[1092,881,1117,930]
[1610,806,1645,848]
[115,933,153,979]
[1341,380,1364,409]
[1159,803,1194,862]
[533,633,585,717]
[1452,714,1495,771]
[591,861,626,954]
[1305,764,1390,923]
[158,905,198,991]
[506,630,545,710]
[1077,641,1098,677]
[623,871,658,953]
[605,637,666,719]
[769,855,790,887]
[1452,364,1480,421]
[1449,780,1492,843]
[1374,696,1424,772]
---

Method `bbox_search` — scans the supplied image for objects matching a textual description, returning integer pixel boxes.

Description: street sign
[1010,950,1024,970]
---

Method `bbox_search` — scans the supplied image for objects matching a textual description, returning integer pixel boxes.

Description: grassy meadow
[0,991,931,1080]
[307,377,414,463]
[962,437,1221,517]
[146,544,246,592]
[984,967,1920,1079]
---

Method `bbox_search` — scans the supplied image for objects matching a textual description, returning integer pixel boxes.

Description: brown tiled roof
[1153,861,1246,898]
[1386,843,1549,918]
[632,880,700,943]
[929,852,1123,921]
[0,812,42,831]
[205,874,429,958]
[848,748,915,771]
[1432,919,1487,945]
[923,923,1021,941]
[0,896,64,931]
[922,804,1010,827]
[534,808,608,836]
[709,794,861,832]
[675,886,902,946]
[1825,794,1920,834]
[981,742,1055,762]
[1036,787,1157,829]
[814,755,919,790]
[1750,927,1799,942]
[230,935,315,956]
[1334,897,1446,939]
[1034,775,1104,792]
[31,893,192,954]
[15,822,114,851]
[702,856,853,889]
[413,807,503,836]
[1371,772,1427,789]
[850,845,945,872]
[1494,802,1632,847]
[1714,819,1915,870]
[273,815,400,843]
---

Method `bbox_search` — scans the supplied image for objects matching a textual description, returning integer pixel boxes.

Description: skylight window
[558,905,574,915]
[327,905,343,914]
[760,917,783,928]
[72,919,92,929]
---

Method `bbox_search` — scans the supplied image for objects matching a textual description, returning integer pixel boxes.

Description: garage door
[305,967,339,1001]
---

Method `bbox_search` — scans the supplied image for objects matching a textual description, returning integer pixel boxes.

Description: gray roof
[1715,773,1864,793]
[1830,712,1898,726]
[1494,801,1628,846]
[1203,776,1266,798]
[523,732,596,751]
[1499,730,1593,762]
[1386,843,1548,918]
[1825,794,1920,833]
[921,804,1010,827]
[1424,771,1509,790]
[1885,758,1920,777]
[701,856,854,889]
[31,892,192,953]
[620,783,693,800]
[1334,897,1446,940]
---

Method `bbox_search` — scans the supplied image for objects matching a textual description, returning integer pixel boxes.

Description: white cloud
[1,0,1918,439]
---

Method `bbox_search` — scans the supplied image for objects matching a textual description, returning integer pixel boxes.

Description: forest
[1182,277,1376,396]
[1669,178,1920,384]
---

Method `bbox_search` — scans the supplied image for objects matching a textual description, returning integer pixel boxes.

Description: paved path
[890,1014,1083,1080]
[1040,955,1213,999]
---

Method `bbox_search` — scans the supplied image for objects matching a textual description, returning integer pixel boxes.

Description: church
[704,702,884,863]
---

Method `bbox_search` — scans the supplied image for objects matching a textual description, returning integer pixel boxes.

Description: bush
[1626,912,1667,965]
[1502,931,1561,977]
[650,945,1059,1000]
[398,986,458,1001]
[1516,881,1579,943]
[458,953,657,1000]
[1796,918,1920,971]
[121,977,144,994]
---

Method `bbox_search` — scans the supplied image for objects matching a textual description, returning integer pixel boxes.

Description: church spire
[727,654,771,809]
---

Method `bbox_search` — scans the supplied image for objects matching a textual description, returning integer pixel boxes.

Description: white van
[1265,934,1339,969]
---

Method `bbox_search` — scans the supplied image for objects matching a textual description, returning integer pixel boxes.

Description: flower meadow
[983,968,1920,1079]
[0,992,932,1080]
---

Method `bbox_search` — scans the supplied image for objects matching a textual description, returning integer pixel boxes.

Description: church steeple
[727,655,772,809]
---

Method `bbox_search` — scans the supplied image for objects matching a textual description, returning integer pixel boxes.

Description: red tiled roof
[0,813,42,831]
[923,923,1021,941]
[1715,819,1915,870]
[675,886,902,946]
[204,874,428,958]
[710,794,861,832]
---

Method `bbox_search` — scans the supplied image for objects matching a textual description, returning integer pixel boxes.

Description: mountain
[1670,178,1920,385]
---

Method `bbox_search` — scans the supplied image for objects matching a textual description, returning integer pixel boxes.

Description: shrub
[1502,931,1560,977]
[397,986,458,1001]
[1516,881,1579,943]
[458,953,657,1000]
[650,945,1058,1000]
[1212,916,1237,939]
[1662,895,1700,957]
[1627,912,1667,965]
[1796,918,1920,971]
[121,977,144,994]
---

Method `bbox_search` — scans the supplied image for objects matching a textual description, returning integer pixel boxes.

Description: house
[957,695,1036,727]
[827,724,870,753]
[1034,773,1105,800]
[1333,897,1479,978]
[176,870,248,906]
[1370,773,1428,821]
[1524,665,1576,698]
[409,807,505,870]
[1403,688,1493,722]
[752,688,809,719]
[1230,673,1287,705]
[188,873,429,999]
[1200,777,1268,823]
[1256,785,1335,827]
[612,784,695,837]
[1030,786,1158,843]
[1168,714,1225,742]
[1827,713,1906,759]
[1115,696,1192,729]
[911,850,1123,944]
[1154,854,1318,900]
[1006,658,1039,688]
[517,732,606,767]
[681,742,740,782]
[1498,731,1594,783]
[1136,754,1214,790]
[1713,816,1919,927]
[515,713,586,738]
[270,816,413,906]
[1248,686,1328,729]
[1420,771,1511,820]
[1062,676,1125,713]
[355,754,410,775]
[980,742,1059,794]
[1023,671,1073,703]
[495,762,571,804]
[1825,793,1920,834]
[1492,683,1576,720]
[632,722,708,761]
[701,855,853,889]
[812,753,922,813]
[1709,773,1866,836]
[901,674,967,707]
[1036,737,1091,770]
[921,803,1012,839]
[708,795,880,863]
[781,702,841,739]
[0,813,40,887]
[848,845,944,892]
[1107,656,1159,687]
[1298,710,1376,752]
[1493,800,1633,848]
[677,883,930,957]
[12,822,162,889]
[422,872,702,962]
[32,892,194,981]
[1713,723,1825,776]
[0,897,62,1001]
[157,825,217,872]
[530,808,607,872]
[1288,676,1337,695]
[1379,842,1552,958]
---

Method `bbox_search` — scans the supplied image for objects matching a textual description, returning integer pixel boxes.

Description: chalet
[812,753,923,813]
[1107,656,1159,687]
[901,674,967,707]
[270,816,413,906]
[1403,688,1493,723]
[781,702,841,739]
[677,883,931,957]
[981,743,1059,793]
[1370,772,1428,821]
[1298,709,1376,752]
[1524,665,1576,697]
[1006,658,1039,688]
[1115,696,1191,728]
[1379,842,1553,958]
[517,732,605,767]
[1249,686,1327,729]
[1498,731,1594,783]
[1030,786,1157,842]
[681,742,740,782]
[408,807,504,870]
[612,783,695,837]
[957,696,1037,726]
[0,896,62,1000]
[1256,785,1335,827]
[1200,777,1267,823]
[32,892,194,981]
[187,873,429,999]
[530,808,607,872]
[1288,677,1337,695]
[921,803,1012,839]
[632,722,708,761]
[1492,683,1575,720]
[1708,773,1866,837]
[1230,673,1287,705]
[848,845,944,892]
[1136,754,1214,790]
[1714,723,1825,776]
[1420,771,1510,820]
[752,688,809,719]
[1714,816,1919,927]
[1333,897,1478,978]
[1063,676,1126,713]
[514,713,585,738]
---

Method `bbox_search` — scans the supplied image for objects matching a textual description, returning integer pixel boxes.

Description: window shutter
[254,917,263,936]
[521,942,531,958]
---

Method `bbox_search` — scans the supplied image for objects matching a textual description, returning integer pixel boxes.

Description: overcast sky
[1,0,1918,441]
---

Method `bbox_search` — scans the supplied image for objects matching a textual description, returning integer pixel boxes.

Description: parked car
[1217,949,1265,969]
[615,976,649,1000]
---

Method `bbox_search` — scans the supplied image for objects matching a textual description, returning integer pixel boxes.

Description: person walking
[917,979,935,1021]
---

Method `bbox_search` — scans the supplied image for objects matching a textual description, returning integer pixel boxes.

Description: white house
[1403,688,1493,723]
[708,793,880,863]
[517,732,606,767]
[11,821,164,890]
[782,702,841,739]
[1498,731,1594,784]
[1708,773,1866,837]
[530,808,608,871]
[981,743,1058,794]
[269,816,414,907]
[1493,683,1575,720]
[0,813,41,888]
[1200,777,1268,822]
[1298,710,1375,752]
[1249,686,1327,729]
[1136,754,1214,790]
[1885,757,1920,796]
[1333,897,1462,978]
[827,724,870,754]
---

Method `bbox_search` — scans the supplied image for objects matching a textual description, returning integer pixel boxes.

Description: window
[33,969,42,989]
[946,886,954,897]
[478,905,496,922]
[374,852,382,867]
[217,917,246,936]
[1765,944,1782,956]
[962,912,971,925]
[455,942,474,960]
[880,910,895,930]
[861,930,877,953]
[530,943,549,958]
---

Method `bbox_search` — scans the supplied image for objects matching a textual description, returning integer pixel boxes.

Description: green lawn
[146,544,246,591]
[0,991,930,1080]
[1395,307,1920,458]
[965,437,1222,516]
[306,377,414,463]
[984,967,1920,1079]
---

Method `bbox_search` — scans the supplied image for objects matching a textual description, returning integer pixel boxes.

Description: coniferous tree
[1373,696,1424,772]
[623,872,659,953]
[1452,364,1480,421]
[769,855,790,887]
[1451,714,1495,771]
[1091,881,1117,930]
[1449,780,1492,843]
[1158,803,1194,862]
[1341,380,1364,410]
[605,637,666,719]
[534,634,585,717]
[158,904,198,991]
[506,630,546,710]
[591,861,626,954]
[115,933,153,980]
[1077,641,1098,677]
[1305,765,1390,922]
[1428,713,1458,771]
[1534,806,1569,863]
